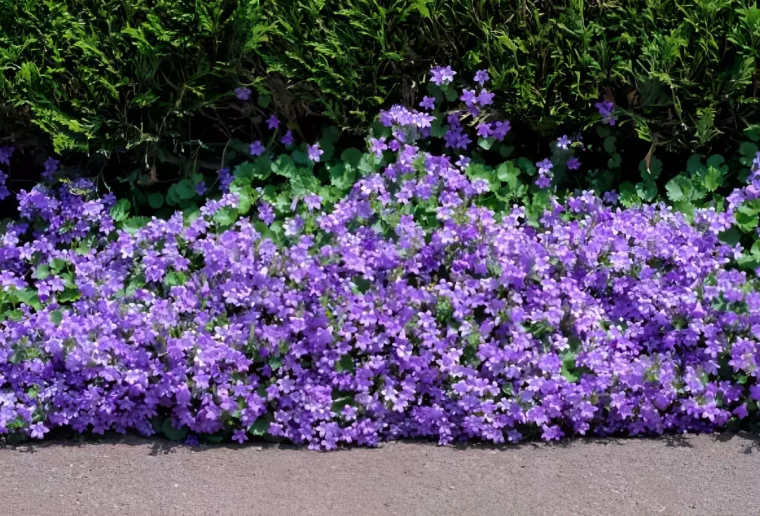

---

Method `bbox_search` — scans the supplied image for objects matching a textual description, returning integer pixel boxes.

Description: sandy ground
[1,433,758,516]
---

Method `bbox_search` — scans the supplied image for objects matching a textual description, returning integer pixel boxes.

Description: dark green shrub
[250,0,760,150]
[1,0,758,160]
[0,0,257,154]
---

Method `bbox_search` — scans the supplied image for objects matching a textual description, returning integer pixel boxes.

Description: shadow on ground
[5,430,759,456]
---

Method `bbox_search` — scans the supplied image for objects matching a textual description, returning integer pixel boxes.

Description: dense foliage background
[2,0,759,157]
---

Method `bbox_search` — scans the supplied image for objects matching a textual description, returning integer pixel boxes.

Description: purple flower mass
[235,87,252,101]
[0,66,759,451]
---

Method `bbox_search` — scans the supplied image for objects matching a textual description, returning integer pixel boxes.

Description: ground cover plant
[1,68,759,449]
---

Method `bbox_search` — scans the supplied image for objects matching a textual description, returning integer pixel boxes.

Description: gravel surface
[1,433,758,516]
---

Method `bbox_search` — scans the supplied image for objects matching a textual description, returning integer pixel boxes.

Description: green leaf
[213,207,238,226]
[499,145,514,158]
[636,180,657,202]
[603,136,616,154]
[744,125,760,142]
[336,354,355,372]
[272,155,296,179]
[561,352,578,383]
[340,148,363,167]
[110,199,131,222]
[665,176,693,202]
[740,142,759,158]
[702,166,723,192]
[253,156,272,179]
[618,182,639,208]
[686,154,705,174]
[736,205,759,232]
[32,265,51,280]
[639,156,663,180]
[292,148,310,165]
[443,86,458,102]
[161,418,188,441]
[249,416,270,436]
[257,94,271,108]
[234,162,255,180]
[49,310,63,325]
[706,154,725,169]
[122,216,151,234]
[175,179,196,200]
[496,162,521,191]
[478,137,494,150]
[719,227,741,246]
[58,288,81,303]
[321,126,340,144]
[148,192,164,209]
[515,157,536,176]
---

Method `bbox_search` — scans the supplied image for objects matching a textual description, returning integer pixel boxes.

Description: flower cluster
[1,127,759,449]
[1,67,758,450]
[0,146,13,200]
[595,100,617,126]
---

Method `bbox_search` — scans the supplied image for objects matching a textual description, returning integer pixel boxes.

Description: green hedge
[0,0,256,153]
[1,0,759,156]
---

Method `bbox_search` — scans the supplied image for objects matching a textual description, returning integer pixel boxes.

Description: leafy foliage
[0,0,257,153]
[2,0,759,160]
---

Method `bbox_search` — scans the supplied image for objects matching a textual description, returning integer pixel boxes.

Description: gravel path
[1,433,758,516]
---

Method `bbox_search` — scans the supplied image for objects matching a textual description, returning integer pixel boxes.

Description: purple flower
[266,115,280,131]
[0,145,14,166]
[535,175,552,188]
[477,90,494,106]
[595,100,617,126]
[195,181,207,196]
[474,69,490,85]
[42,157,60,181]
[537,158,553,174]
[557,135,571,150]
[732,404,748,420]
[217,168,233,192]
[750,384,760,401]
[419,96,436,110]
[460,89,477,106]
[257,200,275,225]
[307,143,324,162]
[368,137,388,158]
[567,157,581,170]
[304,194,322,211]
[235,87,252,101]
[29,423,49,440]
[476,123,491,138]
[541,425,564,441]
[0,171,9,201]
[430,65,456,86]
[250,141,266,157]
[232,429,248,443]
[281,130,295,146]
[491,120,511,141]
